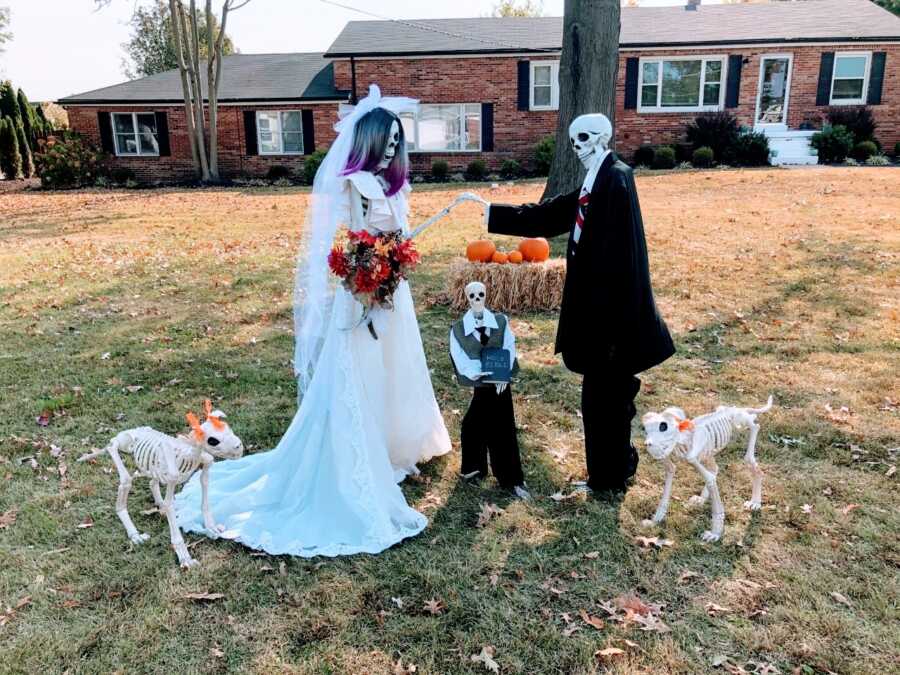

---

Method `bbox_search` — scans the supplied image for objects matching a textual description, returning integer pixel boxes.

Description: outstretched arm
[486,189,579,239]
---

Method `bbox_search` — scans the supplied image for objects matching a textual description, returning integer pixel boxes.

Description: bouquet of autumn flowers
[328,229,420,336]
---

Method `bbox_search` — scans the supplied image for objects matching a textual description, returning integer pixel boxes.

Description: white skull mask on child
[465,281,486,316]
[379,120,401,169]
[569,113,613,169]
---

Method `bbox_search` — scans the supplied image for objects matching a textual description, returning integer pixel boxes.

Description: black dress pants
[460,385,524,488]
[582,371,641,491]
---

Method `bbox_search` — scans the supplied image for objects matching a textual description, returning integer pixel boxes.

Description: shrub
[810,125,854,164]
[826,106,876,143]
[685,111,740,162]
[844,157,859,167]
[723,130,770,167]
[266,164,292,181]
[15,119,34,177]
[499,158,521,178]
[651,145,676,170]
[534,135,555,175]
[894,142,900,157]
[632,145,655,167]
[110,166,136,184]
[865,154,890,166]
[466,159,488,179]
[851,140,878,162]
[431,159,449,180]
[674,143,694,164]
[692,146,715,168]
[302,149,327,184]
[0,117,22,179]
[34,132,105,188]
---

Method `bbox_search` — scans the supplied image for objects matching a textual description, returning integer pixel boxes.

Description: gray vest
[451,313,519,387]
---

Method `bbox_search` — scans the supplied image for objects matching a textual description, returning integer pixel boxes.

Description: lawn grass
[1,168,898,674]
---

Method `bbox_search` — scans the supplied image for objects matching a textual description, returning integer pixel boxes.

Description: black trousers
[582,371,641,491]
[460,385,524,488]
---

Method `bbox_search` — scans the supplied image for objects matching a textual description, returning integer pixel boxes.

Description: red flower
[328,246,350,278]
[348,229,377,247]
[354,267,379,293]
[394,239,420,266]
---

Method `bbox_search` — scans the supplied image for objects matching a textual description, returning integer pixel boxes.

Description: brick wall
[65,42,899,183]
[66,103,338,183]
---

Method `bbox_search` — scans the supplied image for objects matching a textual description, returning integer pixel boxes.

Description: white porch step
[758,127,818,167]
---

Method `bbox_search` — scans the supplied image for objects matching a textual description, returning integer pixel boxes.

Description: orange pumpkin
[466,239,496,263]
[507,250,523,264]
[518,237,550,262]
[491,251,509,264]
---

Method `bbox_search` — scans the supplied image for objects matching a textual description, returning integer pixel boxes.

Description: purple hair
[340,107,409,196]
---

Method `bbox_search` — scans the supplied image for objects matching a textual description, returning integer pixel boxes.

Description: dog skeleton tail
[748,395,774,415]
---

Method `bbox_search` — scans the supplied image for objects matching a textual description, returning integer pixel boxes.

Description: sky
[0,0,718,102]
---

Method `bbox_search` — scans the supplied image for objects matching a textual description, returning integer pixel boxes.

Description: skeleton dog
[78,400,243,567]
[640,396,773,542]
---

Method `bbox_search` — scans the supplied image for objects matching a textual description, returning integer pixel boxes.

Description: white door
[755,56,793,127]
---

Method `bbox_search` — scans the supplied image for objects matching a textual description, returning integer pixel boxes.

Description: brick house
[60,0,900,181]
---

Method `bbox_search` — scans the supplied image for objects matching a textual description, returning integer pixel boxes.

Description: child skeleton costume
[463,114,675,494]
[175,85,451,557]
[450,282,529,498]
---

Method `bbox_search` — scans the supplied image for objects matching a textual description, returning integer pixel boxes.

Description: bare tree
[491,0,544,17]
[0,6,12,54]
[98,1,251,182]
[542,0,619,198]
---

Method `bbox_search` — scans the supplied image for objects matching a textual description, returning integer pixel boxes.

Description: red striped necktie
[574,188,590,244]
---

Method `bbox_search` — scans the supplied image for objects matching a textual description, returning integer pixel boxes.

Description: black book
[480,347,512,384]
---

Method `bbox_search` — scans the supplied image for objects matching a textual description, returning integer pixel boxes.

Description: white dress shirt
[449,308,516,381]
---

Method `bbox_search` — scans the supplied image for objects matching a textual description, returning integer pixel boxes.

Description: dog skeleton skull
[379,120,401,169]
[465,281,486,315]
[568,114,613,169]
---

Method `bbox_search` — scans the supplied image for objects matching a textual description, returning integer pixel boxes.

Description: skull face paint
[378,120,401,170]
[568,113,613,169]
[465,281,487,316]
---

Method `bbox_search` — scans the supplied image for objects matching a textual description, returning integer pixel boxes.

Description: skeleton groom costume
[469,113,675,494]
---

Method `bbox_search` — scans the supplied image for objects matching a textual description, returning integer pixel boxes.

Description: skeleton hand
[495,383,507,395]
[456,192,489,207]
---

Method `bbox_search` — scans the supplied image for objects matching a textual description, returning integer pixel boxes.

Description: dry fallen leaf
[885,465,896,477]
[393,658,417,674]
[635,536,674,549]
[678,569,700,583]
[705,602,731,616]
[210,645,225,658]
[801,504,813,514]
[584,550,600,559]
[580,609,605,630]
[76,516,94,529]
[830,591,852,608]
[549,491,579,502]
[841,503,860,516]
[470,646,500,673]
[183,592,225,601]
[0,507,18,530]
[476,502,504,528]
[422,598,444,615]
[595,647,626,661]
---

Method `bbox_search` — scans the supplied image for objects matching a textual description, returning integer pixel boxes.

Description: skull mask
[568,113,613,169]
[465,281,487,316]
[379,120,401,170]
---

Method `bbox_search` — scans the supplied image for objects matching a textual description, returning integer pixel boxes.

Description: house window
[638,56,726,112]
[112,112,159,156]
[400,104,481,152]
[830,52,870,105]
[256,111,304,154]
[530,61,560,110]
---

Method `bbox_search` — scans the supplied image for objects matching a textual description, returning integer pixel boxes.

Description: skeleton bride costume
[176,85,451,556]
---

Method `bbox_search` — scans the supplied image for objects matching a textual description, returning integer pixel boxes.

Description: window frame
[401,103,482,153]
[754,53,794,127]
[256,110,305,156]
[111,111,160,157]
[637,54,728,114]
[530,60,560,111]
[829,51,871,106]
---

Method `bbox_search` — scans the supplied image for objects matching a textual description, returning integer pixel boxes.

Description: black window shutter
[867,52,887,105]
[301,109,315,154]
[97,111,114,153]
[517,61,530,111]
[243,110,258,155]
[154,111,170,156]
[725,55,743,108]
[816,52,835,106]
[481,103,494,152]
[624,57,639,110]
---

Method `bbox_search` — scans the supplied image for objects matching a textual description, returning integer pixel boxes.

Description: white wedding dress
[175,170,451,557]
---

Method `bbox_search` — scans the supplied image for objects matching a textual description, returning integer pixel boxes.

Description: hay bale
[448,257,567,313]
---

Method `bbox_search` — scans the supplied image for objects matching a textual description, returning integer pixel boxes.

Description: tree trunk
[168,0,201,176]
[186,0,210,181]
[206,0,230,181]
[542,0,620,199]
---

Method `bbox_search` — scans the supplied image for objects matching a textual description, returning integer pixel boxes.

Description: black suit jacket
[488,153,675,375]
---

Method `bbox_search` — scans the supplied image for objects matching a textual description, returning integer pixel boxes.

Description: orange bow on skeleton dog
[186,399,227,441]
